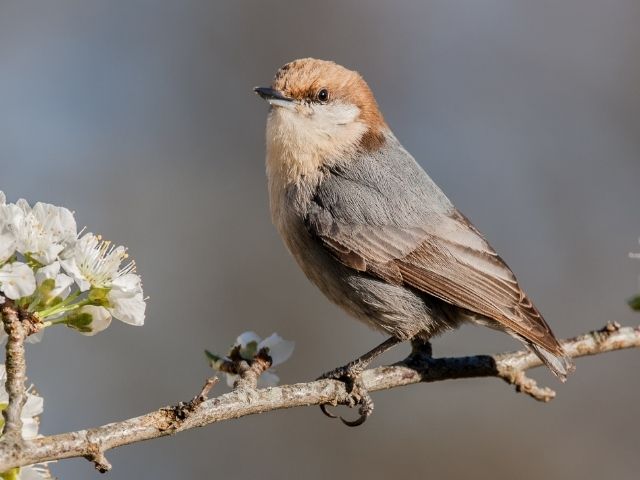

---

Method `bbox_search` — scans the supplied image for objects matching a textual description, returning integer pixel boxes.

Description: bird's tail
[528,342,575,382]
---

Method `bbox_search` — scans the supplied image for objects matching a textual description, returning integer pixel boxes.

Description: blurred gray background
[1,1,639,479]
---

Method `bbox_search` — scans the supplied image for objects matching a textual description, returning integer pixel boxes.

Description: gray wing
[306,142,564,356]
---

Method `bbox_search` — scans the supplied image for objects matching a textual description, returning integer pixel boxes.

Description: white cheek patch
[301,103,366,150]
[314,103,361,126]
[270,103,363,143]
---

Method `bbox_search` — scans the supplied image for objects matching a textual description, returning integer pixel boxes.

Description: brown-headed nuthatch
[255,58,573,426]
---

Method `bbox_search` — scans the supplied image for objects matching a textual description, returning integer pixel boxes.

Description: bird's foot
[317,361,373,427]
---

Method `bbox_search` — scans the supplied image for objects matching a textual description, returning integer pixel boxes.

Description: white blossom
[0,194,145,339]
[20,391,44,440]
[2,198,76,266]
[60,233,145,326]
[0,262,36,300]
[35,262,74,302]
[220,332,294,388]
[60,233,132,291]
[107,274,146,326]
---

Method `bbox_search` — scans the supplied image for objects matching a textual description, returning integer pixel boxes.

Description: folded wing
[306,201,568,361]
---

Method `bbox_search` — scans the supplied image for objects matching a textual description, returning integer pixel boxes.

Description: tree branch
[1,300,29,443]
[0,322,638,473]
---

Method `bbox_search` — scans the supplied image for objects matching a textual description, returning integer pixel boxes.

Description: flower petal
[235,331,261,349]
[21,418,40,440]
[52,273,74,299]
[34,262,75,304]
[31,244,64,266]
[22,393,44,419]
[0,262,36,299]
[3,199,77,266]
[107,289,146,326]
[31,202,77,246]
[69,305,112,336]
[19,464,53,480]
[258,333,295,366]
[59,257,90,291]
[0,231,15,264]
[111,273,142,294]
[35,262,60,284]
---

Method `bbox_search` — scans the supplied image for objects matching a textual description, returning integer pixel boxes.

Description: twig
[234,348,272,389]
[165,377,220,427]
[192,377,219,406]
[84,444,111,474]
[0,322,637,473]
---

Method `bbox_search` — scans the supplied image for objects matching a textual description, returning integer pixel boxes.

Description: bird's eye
[316,88,329,103]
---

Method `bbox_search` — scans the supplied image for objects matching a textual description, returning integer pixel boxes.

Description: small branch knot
[511,371,556,402]
[589,321,623,345]
[161,377,220,430]
[85,443,111,473]
[603,321,621,333]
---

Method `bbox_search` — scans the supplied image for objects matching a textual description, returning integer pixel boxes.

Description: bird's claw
[319,403,338,419]
[317,363,374,427]
[339,384,374,427]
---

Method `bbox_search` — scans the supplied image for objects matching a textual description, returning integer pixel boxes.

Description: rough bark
[1,300,29,444]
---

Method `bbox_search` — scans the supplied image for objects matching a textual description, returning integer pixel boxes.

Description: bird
[254,58,573,426]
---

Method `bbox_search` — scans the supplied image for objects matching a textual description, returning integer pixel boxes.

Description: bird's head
[255,58,387,167]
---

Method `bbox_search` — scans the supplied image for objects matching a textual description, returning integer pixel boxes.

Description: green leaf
[629,294,640,311]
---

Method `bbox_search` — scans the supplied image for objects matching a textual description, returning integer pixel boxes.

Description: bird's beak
[253,87,295,109]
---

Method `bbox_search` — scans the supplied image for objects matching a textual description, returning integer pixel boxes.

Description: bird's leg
[318,336,402,426]
[320,336,402,380]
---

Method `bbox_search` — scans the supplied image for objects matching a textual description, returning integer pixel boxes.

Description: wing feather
[306,204,564,355]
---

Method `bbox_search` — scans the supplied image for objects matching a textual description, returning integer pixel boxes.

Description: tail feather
[528,343,575,382]
[464,312,576,380]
